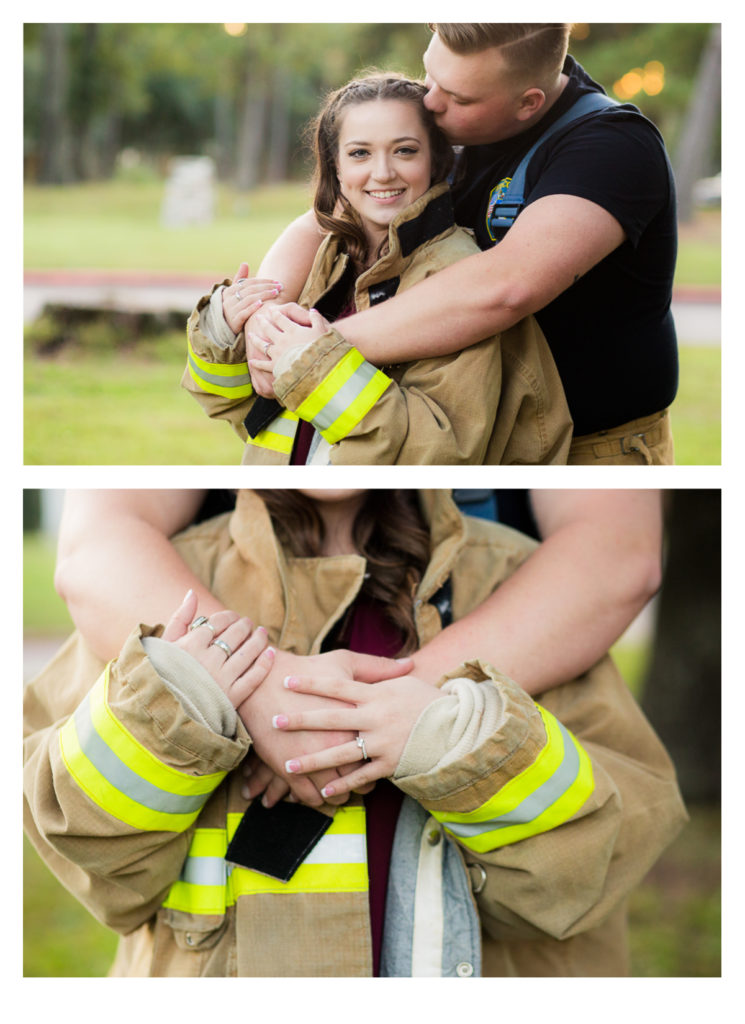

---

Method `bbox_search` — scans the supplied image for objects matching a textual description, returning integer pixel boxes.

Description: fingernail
[184,589,194,601]
[241,785,251,800]
[261,794,272,808]
[283,676,298,689]
[265,647,275,660]
[321,785,335,798]
[272,714,288,729]
[285,759,301,774]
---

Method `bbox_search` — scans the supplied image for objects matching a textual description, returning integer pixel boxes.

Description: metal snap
[456,961,474,977]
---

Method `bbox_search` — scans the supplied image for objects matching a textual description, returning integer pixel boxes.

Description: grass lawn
[24,345,243,465]
[23,340,720,465]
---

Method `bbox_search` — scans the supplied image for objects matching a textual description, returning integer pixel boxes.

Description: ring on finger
[263,340,271,356]
[356,734,370,761]
[190,616,215,635]
[211,638,232,658]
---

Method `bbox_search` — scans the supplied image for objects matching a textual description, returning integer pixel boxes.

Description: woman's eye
[348,149,369,159]
[396,147,418,156]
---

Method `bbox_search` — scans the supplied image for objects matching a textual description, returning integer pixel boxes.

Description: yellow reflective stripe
[296,348,366,421]
[433,706,594,853]
[246,411,299,455]
[163,881,228,916]
[186,335,254,399]
[318,370,391,444]
[294,348,392,444]
[162,806,368,914]
[60,715,203,832]
[92,666,225,797]
[58,665,226,832]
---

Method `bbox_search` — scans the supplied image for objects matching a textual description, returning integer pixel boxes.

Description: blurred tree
[641,490,721,803]
[673,24,721,221]
[37,24,75,183]
[24,23,717,188]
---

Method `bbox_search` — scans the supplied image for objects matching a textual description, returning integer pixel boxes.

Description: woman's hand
[162,591,275,713]
[248,306,331,377]
[272,672,442,799]
[221,262,284,336]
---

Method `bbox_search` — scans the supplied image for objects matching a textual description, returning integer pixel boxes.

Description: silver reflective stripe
[265,414,299,439]
[180,856,227,887]
[311,361,380,432]
[188,353,252,389]
[302,832,367,865]
[73,697,208,815]
[444,718,580,838]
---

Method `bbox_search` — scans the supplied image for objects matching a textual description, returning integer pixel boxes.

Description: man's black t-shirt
[452,56,679,435]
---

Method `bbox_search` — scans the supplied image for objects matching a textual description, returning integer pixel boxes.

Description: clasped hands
[163,592,441,809]
[222,262,331,399]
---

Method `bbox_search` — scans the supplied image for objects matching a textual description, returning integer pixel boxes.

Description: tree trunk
[265,67,292,184]
[674,24,721,222]
[38,24,75,183]
[640,490,721,802]
[234,67,268,191]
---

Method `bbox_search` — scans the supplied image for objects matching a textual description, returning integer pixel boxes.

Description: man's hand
[238,647,413,807]
[245,299,313,395]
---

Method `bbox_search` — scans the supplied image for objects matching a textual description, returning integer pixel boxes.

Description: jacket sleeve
[23,626,250,935]
[273,326,503,465]
[181,280,257,442]
[393,657,687,942]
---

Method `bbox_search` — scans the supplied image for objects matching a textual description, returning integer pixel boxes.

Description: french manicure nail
[285,759,301,774]
[283,676,298,689]
[321,785,335,798]
[272,714,288,729]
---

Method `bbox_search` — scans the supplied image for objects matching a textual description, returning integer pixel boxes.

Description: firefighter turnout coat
[24,491,686,976]
[182,184,573,464]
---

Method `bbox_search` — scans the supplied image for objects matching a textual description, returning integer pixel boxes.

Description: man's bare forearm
[55,490,222,662]
[411,490,663,695]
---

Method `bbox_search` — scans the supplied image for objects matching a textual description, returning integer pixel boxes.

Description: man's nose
[423,79,446,113]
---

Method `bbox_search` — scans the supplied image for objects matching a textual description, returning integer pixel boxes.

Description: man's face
[422,34,527,146]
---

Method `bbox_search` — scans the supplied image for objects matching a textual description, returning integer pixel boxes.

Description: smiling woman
[181,72,572,466]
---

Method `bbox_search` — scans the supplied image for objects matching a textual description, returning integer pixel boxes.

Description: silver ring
[235,289,243,302]
[263,340,271,356]
[189,616,215,635]
[356,734,369,761]
[211,638,232,657]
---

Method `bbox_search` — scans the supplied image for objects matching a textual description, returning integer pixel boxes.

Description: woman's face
[335,98,432,247]
[298,488,367,504]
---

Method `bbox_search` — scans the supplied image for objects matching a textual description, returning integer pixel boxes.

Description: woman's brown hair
[307,72,454,273]
[257,489,431,655]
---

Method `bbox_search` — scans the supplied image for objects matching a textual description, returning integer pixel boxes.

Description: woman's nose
[371,154,395,181]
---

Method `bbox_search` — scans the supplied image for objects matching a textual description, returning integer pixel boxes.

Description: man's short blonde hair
[430,24,571,88]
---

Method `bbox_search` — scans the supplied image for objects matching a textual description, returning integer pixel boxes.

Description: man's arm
[338,194,626,364]
[411,490,663,696]
[55,490,219,662]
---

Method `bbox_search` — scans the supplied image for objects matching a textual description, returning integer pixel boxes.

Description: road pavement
[23,270,721,346]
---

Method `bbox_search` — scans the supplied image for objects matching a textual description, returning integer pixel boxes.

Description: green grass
[673,346,721,465]
[24,180,720,288]
[23,340,721,465]
[24,343,243,465]
[23,533,73,633]
[24,180,312,275]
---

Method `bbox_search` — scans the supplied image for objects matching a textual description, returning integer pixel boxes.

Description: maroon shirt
[326,595,405,976]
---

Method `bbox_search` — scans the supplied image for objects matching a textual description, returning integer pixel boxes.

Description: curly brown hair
[256,489,431,655]
[307,72,454,274]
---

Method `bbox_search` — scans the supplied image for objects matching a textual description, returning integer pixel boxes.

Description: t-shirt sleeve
[526,113,672,247]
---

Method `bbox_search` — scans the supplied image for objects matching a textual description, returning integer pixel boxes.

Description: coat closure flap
[228,490,367,654]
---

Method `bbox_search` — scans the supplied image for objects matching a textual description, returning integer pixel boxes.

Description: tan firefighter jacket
[24,491,685,976]
[182,184,573,464]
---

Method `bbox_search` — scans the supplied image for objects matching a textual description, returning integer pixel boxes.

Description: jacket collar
[227,490,467,651]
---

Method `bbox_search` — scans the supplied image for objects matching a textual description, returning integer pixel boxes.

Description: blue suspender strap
[487,92,619,239]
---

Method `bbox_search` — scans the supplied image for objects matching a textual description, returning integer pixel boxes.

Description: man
[249,23,678,463]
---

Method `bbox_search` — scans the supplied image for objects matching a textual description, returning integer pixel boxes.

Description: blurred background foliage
[24,23,720,197]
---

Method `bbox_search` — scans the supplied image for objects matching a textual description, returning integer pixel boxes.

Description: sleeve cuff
[141,636,239,738]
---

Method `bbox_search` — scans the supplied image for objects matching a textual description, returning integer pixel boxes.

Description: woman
[183,74,572,464]
[24,489,685,976]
